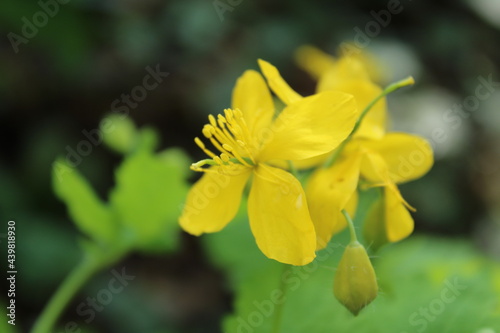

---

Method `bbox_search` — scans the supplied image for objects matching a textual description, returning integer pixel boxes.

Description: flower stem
[324,76,415,168]
[30,255,101,333]
[273,264,292,333]
[30,243,130,333]
[341,209,358,244]
[352,76,414,136]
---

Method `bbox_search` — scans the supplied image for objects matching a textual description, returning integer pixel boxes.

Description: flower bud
[101,114,138,154]
[333,241,378,315]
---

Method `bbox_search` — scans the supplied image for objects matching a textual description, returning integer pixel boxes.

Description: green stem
[324,76,415,168]
[341,209,358,244]
[31,243,130,333]
[30,254,101,333]
[191,157,255,170]
[273,265,292,333]
[351,76,415,136]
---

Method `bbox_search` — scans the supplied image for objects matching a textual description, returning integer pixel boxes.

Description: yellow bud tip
[402,76,415,87]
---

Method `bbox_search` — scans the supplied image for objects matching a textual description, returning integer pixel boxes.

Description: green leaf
[109,148,189,252]
[52,159,117,244]
[203,202,287,332]
[205,214,500,333]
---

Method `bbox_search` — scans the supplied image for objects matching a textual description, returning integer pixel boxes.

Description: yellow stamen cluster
[191,108,255,173]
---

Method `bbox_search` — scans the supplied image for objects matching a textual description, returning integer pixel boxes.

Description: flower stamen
[193,108,255,172]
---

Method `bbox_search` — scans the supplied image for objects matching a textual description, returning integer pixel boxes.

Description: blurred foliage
[205,202,500,333]
[53,115,189,254]
[1,0,500,332]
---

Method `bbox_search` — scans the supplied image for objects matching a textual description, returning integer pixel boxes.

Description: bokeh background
[1,0,500,332]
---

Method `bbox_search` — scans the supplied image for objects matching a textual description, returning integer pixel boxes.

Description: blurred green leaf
[157,148,192,178]
[136,127,160,154]
[205,212,500,332]
[52,158,117,244]
[109,148,188,252]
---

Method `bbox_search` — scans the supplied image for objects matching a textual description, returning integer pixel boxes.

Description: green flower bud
[101,114,138,154]
[333,241,378,315]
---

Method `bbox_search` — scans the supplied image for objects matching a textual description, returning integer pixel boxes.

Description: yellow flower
[307,129,434,250]
[259,50,388,172]
[282,45,434,250]
[179,61,358,265]
[301,46,387,141]
[295,44,388,86]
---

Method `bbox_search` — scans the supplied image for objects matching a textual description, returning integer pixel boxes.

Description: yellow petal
[317,57,371,93]
[385,185,414,242]
[360,150,392,184]
[266,152,330,171]
[306,154,361,250]
[248,164,316,265]
[179,166,252,235]
[331,80,387,139]
[257,59,302,105]
[257,91,358,162]
[294,45,336,80]
[292,152,330,169]
[232,70,275,144]
[363,133,434,184]
[362,189,388,252]
[336,42,388,84]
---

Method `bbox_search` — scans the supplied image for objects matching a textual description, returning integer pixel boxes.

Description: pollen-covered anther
[194,137,205,149]
[192,107,257,172]
[233,108,243,118]
[208,114,217,127]
[194,137,216,158]
[224,108,234,121]
[213,156,224,165]
[217,114,226,123]
[222,144,234,152]
[202,125,213,138]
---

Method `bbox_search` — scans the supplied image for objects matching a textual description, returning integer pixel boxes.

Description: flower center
[191,108,255,173]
